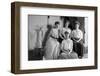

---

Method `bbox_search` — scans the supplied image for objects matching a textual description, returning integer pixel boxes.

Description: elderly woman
[59,30,78,59]
[71,21,83,58]
[44,21,60,60]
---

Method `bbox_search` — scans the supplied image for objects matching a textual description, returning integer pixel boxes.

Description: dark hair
[64,31,69,35]
[75,21,80,25]
[55,21,60,25]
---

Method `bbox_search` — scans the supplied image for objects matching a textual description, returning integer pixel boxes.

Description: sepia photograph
[28,15,88,61]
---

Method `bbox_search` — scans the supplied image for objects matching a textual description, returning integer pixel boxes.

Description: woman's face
[65,32,69,39]
[55,24,59,28]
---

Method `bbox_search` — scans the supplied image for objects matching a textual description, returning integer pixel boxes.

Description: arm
[69,40,73,54]
[71,31,76,41]
[48,28,53,38]
[61,41,66,53]
[61,41,64,51]
[71,30,83,42]
[59,29,64,39]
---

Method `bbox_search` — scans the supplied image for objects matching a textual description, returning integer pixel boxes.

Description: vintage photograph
[11,2,97,74]
[28,15,88,60]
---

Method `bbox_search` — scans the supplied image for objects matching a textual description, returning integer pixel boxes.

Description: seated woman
[59,30,78,59]
[71,21,83,58]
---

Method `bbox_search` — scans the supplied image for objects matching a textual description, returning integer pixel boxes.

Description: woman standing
[71,21,83,58]
[58,20,71,43]
[44,21,60,60]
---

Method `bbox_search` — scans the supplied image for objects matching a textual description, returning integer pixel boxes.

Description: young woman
[59,30,78,59]
[71,21,83,58]
[44,21,60,60]
[58,20,71,43]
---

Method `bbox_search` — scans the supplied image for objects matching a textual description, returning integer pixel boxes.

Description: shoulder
[62,28,66,31]
[52,28,58,31]
[67,28,71,33]
[70,39,73,43]
[79,29,82,32]
[78,29,83,34]
[61,40,66,44]
[68,39,73,42]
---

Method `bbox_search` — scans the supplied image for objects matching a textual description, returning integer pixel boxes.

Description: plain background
[0,0,100,76]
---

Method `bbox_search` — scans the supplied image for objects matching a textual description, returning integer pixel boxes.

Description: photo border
[11,2,98,74]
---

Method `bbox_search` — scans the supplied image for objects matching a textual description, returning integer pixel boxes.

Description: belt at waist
[50,35,58,39]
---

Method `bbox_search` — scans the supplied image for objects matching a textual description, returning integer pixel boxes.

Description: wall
[28,15,48,49]
[0,0,100,76]
[28,15,61,49]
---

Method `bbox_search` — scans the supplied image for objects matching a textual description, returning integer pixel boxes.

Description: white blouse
[61,39,73,52]
[71,29,83,42]
[50,28,59,38]
[60,28,71,38]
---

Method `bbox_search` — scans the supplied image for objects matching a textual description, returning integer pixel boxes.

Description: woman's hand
[73,38,81,42]
[62,49,71,54]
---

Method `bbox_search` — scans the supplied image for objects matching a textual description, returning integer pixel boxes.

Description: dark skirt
[57,37,63,43]
[73,42,83,58]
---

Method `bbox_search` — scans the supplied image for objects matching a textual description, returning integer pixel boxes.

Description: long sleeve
[70,40,73,52]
